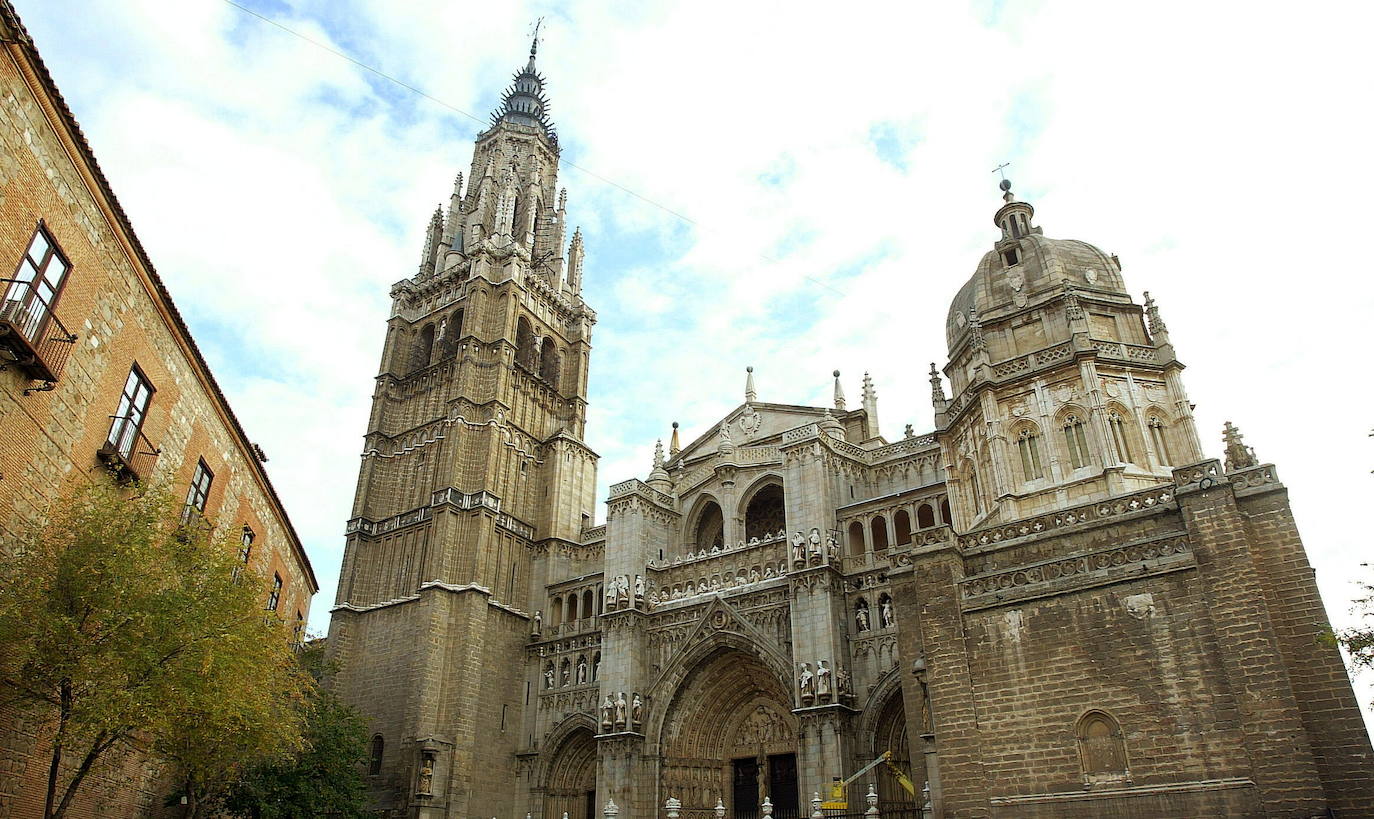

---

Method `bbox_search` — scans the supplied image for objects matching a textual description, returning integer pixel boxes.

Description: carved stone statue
[826,534,839,562]
[635,574,645,598]
[856,604,871,633]
[881,598,895,629]
[791,532,807,565]
[544,665,555,689]
[577,658,588,684]
[836,666,853,697]
[798,663,815,701]
[614,691,628,727]
[808,527,823,563]
[417,754,434,795]
[560,662,570,687]
[631,692,644,725]
[816,660,832,698]
[913,656,933,734]
[616,575,631,606]
[605,583,617,609]
[600,695,614,729]
[593,654,601,681]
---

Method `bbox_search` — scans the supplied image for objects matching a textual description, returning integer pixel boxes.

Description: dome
[945,233,1126,352]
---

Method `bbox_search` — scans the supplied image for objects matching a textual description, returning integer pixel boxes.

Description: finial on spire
[648,438,671,489]
[653,439,665,469]
[669,421,681,456]
[862,372,876,403]
[745,366,756,403]
[529,17,543,60]
[929,362,946,404]
[1222,421,1258,472]
[968,307,987,352]
[832,370,846,411]
[1144,291,1169,338]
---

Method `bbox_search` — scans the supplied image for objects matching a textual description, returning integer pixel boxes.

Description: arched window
[1107,411,1133,464]
[596,585,603,615]
[551,597,563,626]
[567,593,579,623]
[916,503,935,529]
[693,501,724,550]
[540,337,560,387]
[439,308,464,358]
[894,510,912,545]
[1017,427,1045,481]
[412,323,436,372]
[1063,415,1091,470]
[939,498,951,525]
[582,589,593,621]
[870,516,889,553]
[515,317,537,370]
[744,483,786,541]
[848,521,866,554]
[1076,711,1128,783]
[369,734,384,776]
[1148,415,1172,466]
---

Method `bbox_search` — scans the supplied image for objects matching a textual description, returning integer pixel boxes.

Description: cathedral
[324,40,1374,819]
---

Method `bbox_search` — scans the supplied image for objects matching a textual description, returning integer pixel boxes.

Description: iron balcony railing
[0,278,77,388]
[98,415,161,483]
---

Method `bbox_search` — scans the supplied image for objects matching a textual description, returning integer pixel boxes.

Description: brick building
[327,39,1374,819]
[0,2,317,815]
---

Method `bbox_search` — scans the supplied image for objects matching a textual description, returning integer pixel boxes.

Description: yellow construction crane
[821,750,916,809]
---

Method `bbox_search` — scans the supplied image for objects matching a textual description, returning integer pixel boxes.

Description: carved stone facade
[329,47,1374,819]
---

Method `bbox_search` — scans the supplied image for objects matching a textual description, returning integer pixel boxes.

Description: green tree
[0,482,308,819]
[1332,564,1374,676]
[222,644,370,819]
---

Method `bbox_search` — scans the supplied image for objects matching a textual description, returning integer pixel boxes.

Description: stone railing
[989,341,1075,381]
[497,511,535,540]
[735,445,782,465]
[781,423,821,444]
[581,524,607,542]
[346,505,432,537]
[648,535,790,603]
[960,533,1191,603]
[957,485,1176,549]
[868,434,939,461]
[607,478,674,507]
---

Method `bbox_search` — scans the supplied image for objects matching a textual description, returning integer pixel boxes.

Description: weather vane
[992,162,1011,181]
[529,17,545,55]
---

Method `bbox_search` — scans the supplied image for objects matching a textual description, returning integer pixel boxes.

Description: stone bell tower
[326,36,599,818]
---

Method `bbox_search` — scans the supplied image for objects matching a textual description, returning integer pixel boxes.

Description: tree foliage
[0,482,308,819]
[1332,563,1374,676]
[222,644,370,819]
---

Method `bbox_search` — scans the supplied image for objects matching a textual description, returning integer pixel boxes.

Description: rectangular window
[182,459,213,523]
[267,573,282,612]
[5,223,70,335]
[233,527,255,581]
[107,366,154,459]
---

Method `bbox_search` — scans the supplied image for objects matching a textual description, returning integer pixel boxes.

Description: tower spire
[669,421,681,456]
[832,370,846,411]
[492,29,556,142]
[1223,421,1258,471]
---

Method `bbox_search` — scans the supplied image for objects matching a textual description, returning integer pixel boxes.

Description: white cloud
[18,0,1374,724]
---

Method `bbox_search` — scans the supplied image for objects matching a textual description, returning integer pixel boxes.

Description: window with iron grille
[182,459,213,523]
[106,366,153,459]
[267,573,282,612]
[5,223,70,333]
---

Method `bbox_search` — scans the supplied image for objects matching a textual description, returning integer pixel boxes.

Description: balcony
[97,417,161,484]
[0,278,77,390]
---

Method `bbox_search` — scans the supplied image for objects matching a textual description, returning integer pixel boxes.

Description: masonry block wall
[0,5,317,816]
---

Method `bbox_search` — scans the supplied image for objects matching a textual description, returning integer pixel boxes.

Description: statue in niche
[544,664,555,689]
[913,656,933,734]
[577,658,588,684]
[593,655,601,681]
[791,532,806,566]
[417,753,434,795]
[560,661,570,687]
[631,693,644,726]
[881,598,895,629]
[816,660,832,699]
[605,583,617,609]
[808,528,823,563]
[619,575,632,606]
[836,666,853,698]
[798,663,815,701]
[614,692,628,727]
[826,534,840,562]
[600,695,614,729]
[749,568,760,583]
[855,601,871,633]
[532,610,542,636]
[635,574,645,599]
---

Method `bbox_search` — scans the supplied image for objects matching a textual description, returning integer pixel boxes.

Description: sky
[15,1,1374,718]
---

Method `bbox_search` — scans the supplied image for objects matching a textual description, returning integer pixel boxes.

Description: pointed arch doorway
[543,724,597,819]
[658,647,800,818]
